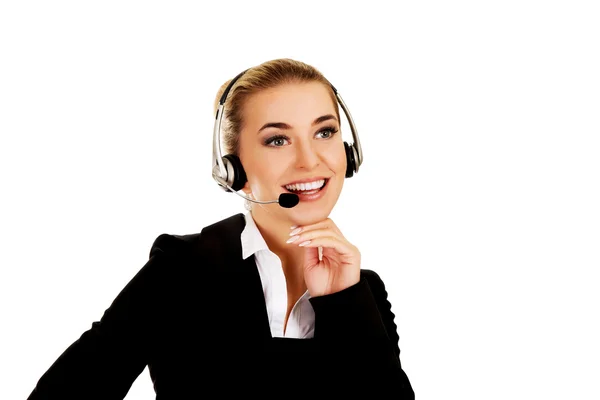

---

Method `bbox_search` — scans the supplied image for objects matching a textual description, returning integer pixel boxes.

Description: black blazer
[28,213,414,399]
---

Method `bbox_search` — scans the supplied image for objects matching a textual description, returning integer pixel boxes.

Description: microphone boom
[215,176,299,208]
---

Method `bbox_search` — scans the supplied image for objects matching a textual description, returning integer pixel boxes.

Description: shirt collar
[241,212,270,260]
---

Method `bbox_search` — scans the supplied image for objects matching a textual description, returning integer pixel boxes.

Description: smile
[282,178,329,202]
[284,179,326,192]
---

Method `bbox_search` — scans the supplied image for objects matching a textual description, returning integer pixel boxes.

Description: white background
[1,1,599,399]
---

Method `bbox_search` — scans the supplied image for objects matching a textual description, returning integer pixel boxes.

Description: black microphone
[217,179,299,208]
[276,193,300,208]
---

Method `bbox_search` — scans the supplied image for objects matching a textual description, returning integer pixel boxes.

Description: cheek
[329,147,348,173]
[242,145,274,174]
[247,157,280,188]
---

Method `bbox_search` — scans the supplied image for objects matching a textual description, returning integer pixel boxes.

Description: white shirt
[241,212,315,339]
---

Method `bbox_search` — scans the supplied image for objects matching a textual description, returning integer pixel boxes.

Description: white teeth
[285,179,325,192]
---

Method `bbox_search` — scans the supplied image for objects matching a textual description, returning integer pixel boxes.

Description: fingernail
[290,227,302,236]
[286,235,299,243]
[290,225,297,230]
[298,240,311,247]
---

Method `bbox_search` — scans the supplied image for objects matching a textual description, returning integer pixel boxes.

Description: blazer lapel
[209,213,272,340]
[236,254,272,340]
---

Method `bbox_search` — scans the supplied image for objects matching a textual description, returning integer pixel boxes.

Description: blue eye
[263,126,339,147]
[317,126,339,139]
[264,135,288,147]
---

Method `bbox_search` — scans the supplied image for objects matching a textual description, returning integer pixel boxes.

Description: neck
[249,207,305,282]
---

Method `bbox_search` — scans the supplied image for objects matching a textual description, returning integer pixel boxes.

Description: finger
[323,219,345,238]
[291,227,344,245]
[292,219,344,238]
[298,236,357,258]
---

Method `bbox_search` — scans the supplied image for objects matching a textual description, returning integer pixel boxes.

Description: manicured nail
[286,235,299,243]
[290,227,302,236]
[298,240,311,247]
[290,225,297,230]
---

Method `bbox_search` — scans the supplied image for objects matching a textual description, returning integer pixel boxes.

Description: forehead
[242,82,337,126]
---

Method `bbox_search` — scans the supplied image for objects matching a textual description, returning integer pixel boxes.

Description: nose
[294,139,320,170]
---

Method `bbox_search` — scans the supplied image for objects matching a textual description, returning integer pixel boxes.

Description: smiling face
[239,81,346,226]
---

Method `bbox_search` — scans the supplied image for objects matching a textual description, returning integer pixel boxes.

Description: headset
[212,68,363,206]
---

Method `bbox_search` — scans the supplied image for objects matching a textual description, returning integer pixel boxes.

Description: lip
[282,176,329,186]
[282,178,330,203]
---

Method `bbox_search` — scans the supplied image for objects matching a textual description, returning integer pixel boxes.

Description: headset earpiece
[344,141,357,178]
[222,154,247,191]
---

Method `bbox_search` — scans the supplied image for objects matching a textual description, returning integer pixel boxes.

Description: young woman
[28,58,415,398]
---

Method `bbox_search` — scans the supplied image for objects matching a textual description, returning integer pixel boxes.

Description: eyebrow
[257,114,338,134]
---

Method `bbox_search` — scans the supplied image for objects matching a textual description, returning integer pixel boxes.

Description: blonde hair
[213,58,341,158]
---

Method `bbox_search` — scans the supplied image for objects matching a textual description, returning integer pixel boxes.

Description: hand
[287,218,361,297]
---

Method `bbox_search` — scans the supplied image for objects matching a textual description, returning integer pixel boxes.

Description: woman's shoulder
[149,212,246,259]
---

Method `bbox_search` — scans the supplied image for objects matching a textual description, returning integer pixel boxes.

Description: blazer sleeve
[27,234,180,400]
[309,269,415,398]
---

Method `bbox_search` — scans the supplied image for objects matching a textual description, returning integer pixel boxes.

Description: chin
[288,205,333,225]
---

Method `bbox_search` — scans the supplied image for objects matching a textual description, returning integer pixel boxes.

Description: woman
[28,58,415,398]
